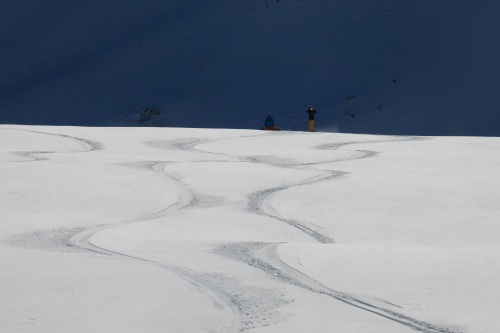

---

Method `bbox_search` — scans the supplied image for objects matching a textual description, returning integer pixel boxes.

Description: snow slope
[1,125,499,332]
[1,1,500,135]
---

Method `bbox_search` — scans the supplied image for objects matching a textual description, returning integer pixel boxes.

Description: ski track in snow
[145,132,459,333]
[3,127,103,162]
[206,133,460,333]
[1,128,242,332]
[2,128,461,333]
[265,244,459,333]
[1,127,105,254]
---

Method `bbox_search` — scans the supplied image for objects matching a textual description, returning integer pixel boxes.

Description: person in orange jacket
[306,106,317,132]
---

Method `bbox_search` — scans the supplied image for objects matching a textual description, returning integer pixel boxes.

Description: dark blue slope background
[1,0,499,135]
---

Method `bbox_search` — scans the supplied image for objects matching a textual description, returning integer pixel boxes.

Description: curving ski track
[2,128,460,333]
[165,132,460,333]
[215,242,460,333]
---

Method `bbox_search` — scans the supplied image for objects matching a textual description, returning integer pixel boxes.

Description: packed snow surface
[1,125,499,333]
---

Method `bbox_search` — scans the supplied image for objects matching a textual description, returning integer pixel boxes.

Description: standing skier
[306,106,317,132]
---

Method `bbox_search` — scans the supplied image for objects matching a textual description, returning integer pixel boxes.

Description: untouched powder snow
[1,125,499,333]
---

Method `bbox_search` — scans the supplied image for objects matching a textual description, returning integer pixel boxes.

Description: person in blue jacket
[263,113,275,130]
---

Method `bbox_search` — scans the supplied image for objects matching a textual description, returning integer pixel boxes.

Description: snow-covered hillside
[1,125,499,332]
[1,1,499,135]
